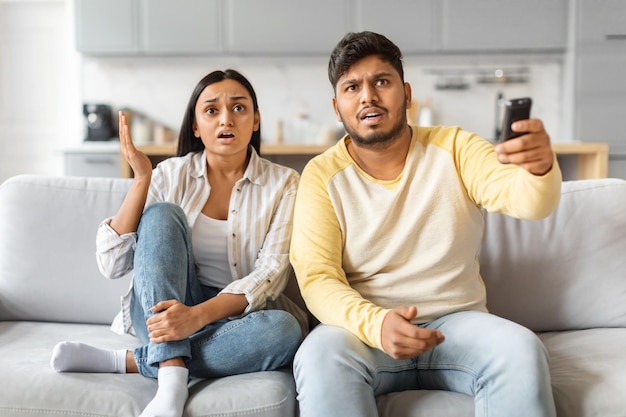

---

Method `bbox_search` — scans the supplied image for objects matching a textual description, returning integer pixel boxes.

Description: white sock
[139,366,189,417]
[50,341,127,373]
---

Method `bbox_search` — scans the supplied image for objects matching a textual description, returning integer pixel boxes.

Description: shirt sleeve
[95,217,137,279]
[221,170,300,315]
[289,161,390,351]
[95,167,165,280]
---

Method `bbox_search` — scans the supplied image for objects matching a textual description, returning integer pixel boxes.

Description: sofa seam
[0,176,131,195]
[193,386,293,417]
[0,406,114,417]
[194,401,289,417]
[560,181,626,196]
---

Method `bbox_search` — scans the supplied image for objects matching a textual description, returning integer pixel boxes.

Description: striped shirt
[96,148,299,335]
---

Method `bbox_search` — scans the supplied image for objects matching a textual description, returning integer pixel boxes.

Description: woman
[50,69,303,417]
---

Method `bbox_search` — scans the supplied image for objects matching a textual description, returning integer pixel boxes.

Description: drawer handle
[605,34,626,40]
[85,158,115,165]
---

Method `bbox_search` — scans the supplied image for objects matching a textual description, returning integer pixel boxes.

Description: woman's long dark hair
[176,69,262,157]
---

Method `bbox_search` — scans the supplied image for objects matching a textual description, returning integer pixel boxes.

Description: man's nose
[360,84,378,103]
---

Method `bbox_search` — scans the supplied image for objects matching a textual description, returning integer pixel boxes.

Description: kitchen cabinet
[141,0,220,54]
[119,143,177,178]
[75,0,569,56]
[572,0,626,147]
[74,0,221,55]
[552,143,609,180]
[574,51,626,144]
[576,0,626,45]
[64,147,121,178]
[354,0,438,53]
[225,0,350,54]
[440,0,568,51]
[75,0,137,54]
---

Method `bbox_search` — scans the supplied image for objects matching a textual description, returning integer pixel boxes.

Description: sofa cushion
[480,178,626,332]
[376,390,473,417]
[538,328,626,417]
[0,175,133,324]
[0,321,296,417]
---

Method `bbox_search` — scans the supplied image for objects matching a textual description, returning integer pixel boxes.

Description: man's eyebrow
[372,71,394,79]
[339,77,359,87]
[339,72,394,87]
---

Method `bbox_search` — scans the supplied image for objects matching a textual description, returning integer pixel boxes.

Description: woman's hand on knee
[147,300,204,343]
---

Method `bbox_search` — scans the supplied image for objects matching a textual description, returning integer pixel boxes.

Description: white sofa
[1,174,625,417]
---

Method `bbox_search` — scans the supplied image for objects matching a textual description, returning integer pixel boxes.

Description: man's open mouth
[362,112,382,120]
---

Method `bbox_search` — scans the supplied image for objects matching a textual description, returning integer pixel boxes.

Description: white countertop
[64,140,121,153]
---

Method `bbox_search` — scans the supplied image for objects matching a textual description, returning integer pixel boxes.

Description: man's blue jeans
[130,202,301,379]
[294,310,556,417]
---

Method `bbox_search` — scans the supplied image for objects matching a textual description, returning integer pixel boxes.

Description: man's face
[332,55,411,147]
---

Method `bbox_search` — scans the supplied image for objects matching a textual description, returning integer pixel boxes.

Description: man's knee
[294,325,370,376]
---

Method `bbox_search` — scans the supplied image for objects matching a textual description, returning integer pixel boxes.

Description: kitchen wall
[0,0,565,183]
[80,54,564,147]
[0,0,82,182]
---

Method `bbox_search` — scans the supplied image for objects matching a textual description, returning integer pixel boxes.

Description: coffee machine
[83,104,116,141]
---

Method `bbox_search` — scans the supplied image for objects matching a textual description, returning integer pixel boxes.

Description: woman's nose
[219,111,234,126]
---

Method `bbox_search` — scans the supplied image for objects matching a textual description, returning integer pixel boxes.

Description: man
[290,31,560,417]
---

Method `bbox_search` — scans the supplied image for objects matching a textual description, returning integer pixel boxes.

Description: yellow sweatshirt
[290,125,562,351]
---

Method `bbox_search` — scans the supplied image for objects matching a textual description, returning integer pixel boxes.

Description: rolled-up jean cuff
[134,340,192,378]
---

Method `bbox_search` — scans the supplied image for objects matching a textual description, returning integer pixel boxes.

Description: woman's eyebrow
[201,95,250,104]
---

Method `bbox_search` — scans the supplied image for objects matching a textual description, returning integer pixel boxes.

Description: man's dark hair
[328,31,404,93]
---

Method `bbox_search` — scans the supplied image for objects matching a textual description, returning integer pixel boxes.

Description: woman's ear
[253,110,260,132]
[192,122,200,138]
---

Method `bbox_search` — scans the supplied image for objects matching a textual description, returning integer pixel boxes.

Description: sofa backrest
[480,178,626,332]
[2,175,625,332]
[0,174,133,324]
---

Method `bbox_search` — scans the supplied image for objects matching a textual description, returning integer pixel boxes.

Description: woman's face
[193,79,260,158]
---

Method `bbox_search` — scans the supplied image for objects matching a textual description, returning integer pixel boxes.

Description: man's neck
[346,125,412,181]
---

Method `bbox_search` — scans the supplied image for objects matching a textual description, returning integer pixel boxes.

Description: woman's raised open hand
[119,111,153,180]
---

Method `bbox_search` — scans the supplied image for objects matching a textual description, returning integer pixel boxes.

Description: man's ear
[404,82,412,109]
[332,97,342,123]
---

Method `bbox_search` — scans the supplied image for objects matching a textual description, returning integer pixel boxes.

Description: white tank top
[192,212,232,289]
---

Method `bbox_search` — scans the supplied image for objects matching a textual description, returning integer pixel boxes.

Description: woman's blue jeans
[130,202,301,379]
[294,311,557,417]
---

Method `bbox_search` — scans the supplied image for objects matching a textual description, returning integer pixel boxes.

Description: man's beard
[339,108,408,149]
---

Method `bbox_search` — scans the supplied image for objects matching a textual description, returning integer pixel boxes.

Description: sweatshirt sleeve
[453,129,562,219]
[290,158,390,351]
